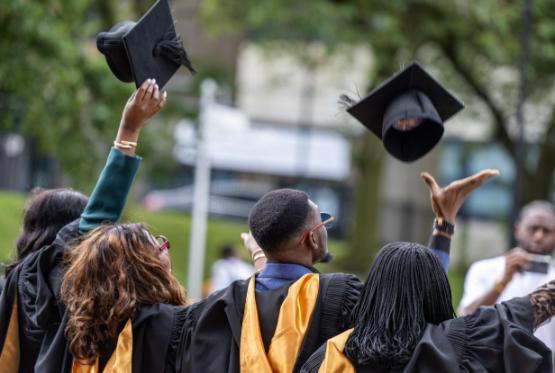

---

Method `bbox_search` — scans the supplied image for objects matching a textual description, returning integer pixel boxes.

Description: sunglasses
[156,235,170,254]
[299,212,335,245]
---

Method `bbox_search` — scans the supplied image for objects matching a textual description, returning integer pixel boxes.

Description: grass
[0,190,465,307]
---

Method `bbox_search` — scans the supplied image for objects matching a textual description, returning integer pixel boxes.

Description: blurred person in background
[210,244,254,294]
[459,200,555,350]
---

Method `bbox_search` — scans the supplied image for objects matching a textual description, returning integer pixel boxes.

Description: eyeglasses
[156,235,170,254]
[299,212,335,245]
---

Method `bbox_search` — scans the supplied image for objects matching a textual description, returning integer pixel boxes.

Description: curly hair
[61,223,187,364]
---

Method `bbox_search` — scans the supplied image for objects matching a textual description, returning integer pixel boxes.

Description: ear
[308,231,319,251]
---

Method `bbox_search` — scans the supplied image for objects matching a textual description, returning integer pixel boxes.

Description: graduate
[0,78,167,372]
[175,166,498,373]
[300,241,553,372]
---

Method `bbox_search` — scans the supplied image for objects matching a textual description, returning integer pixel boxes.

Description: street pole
[187,79,216,300]
[510,0,533,247]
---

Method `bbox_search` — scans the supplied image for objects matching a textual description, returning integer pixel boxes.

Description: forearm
[529,280,555,329]
[79,148,141,233]
[428,230,452,273]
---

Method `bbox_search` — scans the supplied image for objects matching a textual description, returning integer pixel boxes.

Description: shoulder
[466,256,505,276]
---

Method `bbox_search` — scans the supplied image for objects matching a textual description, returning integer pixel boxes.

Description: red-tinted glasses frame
[157,235,170,254]
[299,212,335,245]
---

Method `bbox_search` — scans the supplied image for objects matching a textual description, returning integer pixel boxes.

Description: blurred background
[1,0,554,305]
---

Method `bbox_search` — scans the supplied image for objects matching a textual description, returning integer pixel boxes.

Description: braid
[344,242,455,369]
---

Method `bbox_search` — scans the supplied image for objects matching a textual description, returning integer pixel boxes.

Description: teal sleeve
[79,147,141,233]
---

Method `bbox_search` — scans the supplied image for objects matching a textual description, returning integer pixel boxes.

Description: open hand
[120,78,167,133]
[421,169,500,223]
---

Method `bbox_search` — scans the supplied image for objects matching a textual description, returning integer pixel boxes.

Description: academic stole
[240,273,319,373]
[0,295,20,372]
[317,329,355,373]
[72,319,133,373]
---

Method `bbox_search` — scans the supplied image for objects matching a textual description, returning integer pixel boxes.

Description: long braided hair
[344,242,455,369]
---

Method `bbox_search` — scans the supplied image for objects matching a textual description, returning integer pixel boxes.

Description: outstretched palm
[421,169,500,223]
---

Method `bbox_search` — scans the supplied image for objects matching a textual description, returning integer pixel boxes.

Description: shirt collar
[257,261,316,281]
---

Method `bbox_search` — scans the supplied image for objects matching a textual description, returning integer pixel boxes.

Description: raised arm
[79,79,167,233]
[529,280,555,329]
[421,169,500,272]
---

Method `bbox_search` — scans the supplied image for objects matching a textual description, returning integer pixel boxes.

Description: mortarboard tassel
[338,93,357,110]
[154,29,196,74]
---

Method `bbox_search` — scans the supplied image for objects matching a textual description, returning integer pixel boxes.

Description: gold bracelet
[120,140,137,147]
[253,253,266,262]
[113,141,133,150]
[250,249,263,259]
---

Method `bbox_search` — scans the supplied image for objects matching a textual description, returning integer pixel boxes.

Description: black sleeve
[319,273,363,340]
[452,297,552,373]
[164,304,198,373]
[299,343,326,373]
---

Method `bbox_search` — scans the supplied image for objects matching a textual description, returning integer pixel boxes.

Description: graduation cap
[96,0,195,89]
[343,61,464,162]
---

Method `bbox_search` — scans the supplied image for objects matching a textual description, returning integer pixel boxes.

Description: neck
[266,245,314,267]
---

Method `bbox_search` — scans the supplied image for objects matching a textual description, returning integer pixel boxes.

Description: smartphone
[524,254,551,274]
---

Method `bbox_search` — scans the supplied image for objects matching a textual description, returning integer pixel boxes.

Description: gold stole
[240,273,320,373]
[318,329,355,373]
[0,295,20,372]
[72,319,133,373]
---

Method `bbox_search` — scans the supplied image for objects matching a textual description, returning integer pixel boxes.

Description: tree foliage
[201,0,555,272]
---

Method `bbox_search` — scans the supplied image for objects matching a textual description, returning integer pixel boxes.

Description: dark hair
[248,188,310,253]
[61,223,187,364]
[344,242,455,369]
[5,188,88,275]
[220,245,235,259]
[519,200,555,221]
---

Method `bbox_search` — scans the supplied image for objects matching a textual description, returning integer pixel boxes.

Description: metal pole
[510,0,533,247]
[187,79,216,300]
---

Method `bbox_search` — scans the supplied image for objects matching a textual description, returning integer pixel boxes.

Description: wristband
[433,217,455,235]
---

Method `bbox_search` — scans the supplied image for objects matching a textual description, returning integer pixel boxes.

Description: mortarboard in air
[342,61,464,162]
[96,0,195,89]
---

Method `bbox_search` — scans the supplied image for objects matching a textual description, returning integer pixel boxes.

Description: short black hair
[248,189,311,253]
[519,200,555,222]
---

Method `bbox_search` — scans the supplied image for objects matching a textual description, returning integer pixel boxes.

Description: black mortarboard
[344,61,464,162]
[96,0,195,89]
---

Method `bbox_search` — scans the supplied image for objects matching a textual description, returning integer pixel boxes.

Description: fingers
[145,79,156,100]
[137,79,151,101]
[420,172,441,194]
[159,91,168,108]
[471,169,501,185]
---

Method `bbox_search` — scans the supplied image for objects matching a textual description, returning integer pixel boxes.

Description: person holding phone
[459,201,555,350]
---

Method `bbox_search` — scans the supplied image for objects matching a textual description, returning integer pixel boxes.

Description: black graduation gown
[300,297,553,373]
[0,220,81,373]
[171,271,362,373]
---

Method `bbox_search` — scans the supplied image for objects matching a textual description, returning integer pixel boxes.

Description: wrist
[493,277,509,293]
[433,217,455,236]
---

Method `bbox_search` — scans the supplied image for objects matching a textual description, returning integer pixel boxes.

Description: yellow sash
[0,295,20,373]
[318,329,355,373]
[240,273,320,373]
[72,318,133,373]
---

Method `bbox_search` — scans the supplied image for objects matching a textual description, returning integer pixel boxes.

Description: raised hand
[420,169,500,224]
[115,79,168,156]
[120,78,168,133]
[241,232,267,272]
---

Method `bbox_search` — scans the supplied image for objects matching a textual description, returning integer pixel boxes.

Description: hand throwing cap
[96,0,195,89]
[343,61,464,162]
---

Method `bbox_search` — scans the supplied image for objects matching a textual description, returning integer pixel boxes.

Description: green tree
[200,0,555,273]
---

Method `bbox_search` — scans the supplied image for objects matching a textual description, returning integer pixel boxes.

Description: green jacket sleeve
[79,147,141,233]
